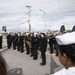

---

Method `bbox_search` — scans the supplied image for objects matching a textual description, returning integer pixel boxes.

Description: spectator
[0,34,3,49]
[52,32,75,75]
[0,53,8,75]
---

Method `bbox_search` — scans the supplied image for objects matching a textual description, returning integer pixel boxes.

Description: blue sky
[0,0,75,32]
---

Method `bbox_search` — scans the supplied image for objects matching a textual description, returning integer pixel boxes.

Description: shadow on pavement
[8,68,23,75]
[0,48,8,53]
[50,55,59,74]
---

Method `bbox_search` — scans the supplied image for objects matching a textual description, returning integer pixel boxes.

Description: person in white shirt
[52,32,75,75]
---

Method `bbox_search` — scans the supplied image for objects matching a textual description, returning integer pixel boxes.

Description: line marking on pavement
[46,52,56,56]
[38,51,56,56]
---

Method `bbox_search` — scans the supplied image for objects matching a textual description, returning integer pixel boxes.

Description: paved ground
[0,37,64,75]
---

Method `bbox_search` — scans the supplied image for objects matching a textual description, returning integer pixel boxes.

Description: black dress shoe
[20,51,24,53]
[33,58,37,60]
[41,64,46,66]
[34,59,37,60]
[30,55,33,57]
[40,63,42,65]
[26,53,30,55]
[40,63,46,66]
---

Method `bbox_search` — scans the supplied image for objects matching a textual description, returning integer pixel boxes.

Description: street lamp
[39,9,46,33]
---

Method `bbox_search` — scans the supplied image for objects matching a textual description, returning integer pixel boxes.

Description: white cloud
[46,16,75,30]
[0,0,75,32]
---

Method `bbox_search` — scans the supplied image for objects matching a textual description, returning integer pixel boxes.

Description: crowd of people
[0,32,48,66]
[0,31,70,66]
[6,32,65,65]
[0,31,62,66]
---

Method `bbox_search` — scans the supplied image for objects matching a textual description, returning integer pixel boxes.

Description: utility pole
[39,9,46,33]
[26,5,32,33]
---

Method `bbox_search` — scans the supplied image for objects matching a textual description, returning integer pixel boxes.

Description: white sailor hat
[56,32,75,45]
[18,33,20,36]
[34,32,38,35]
